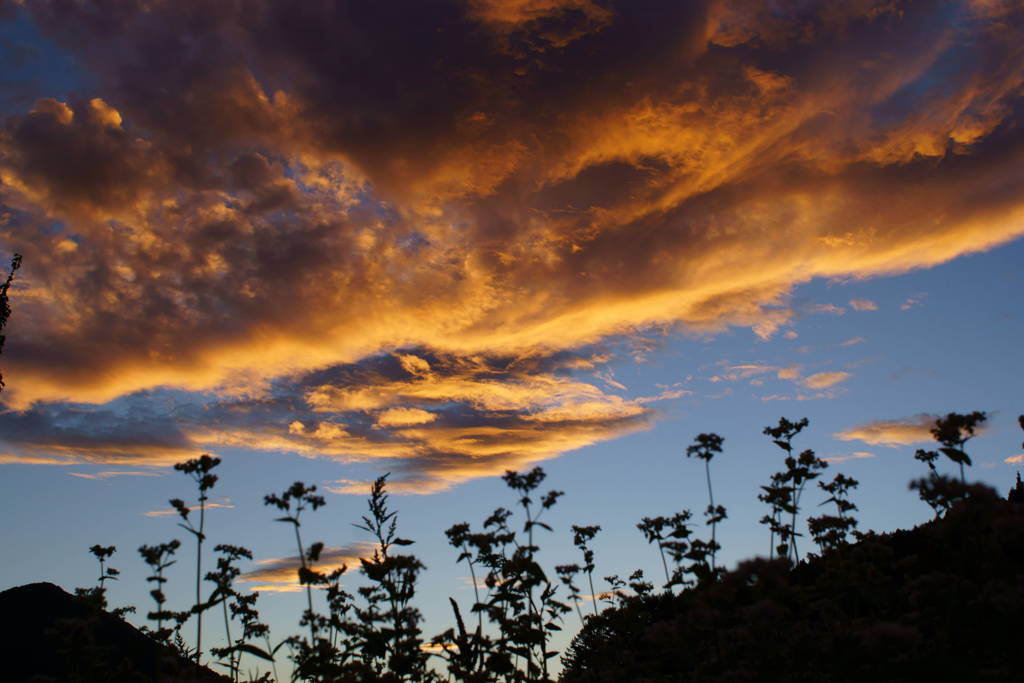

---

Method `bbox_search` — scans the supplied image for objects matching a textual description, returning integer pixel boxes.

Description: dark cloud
[1,0,1023,488]
[0,353,667,491]
[0,398,199,464]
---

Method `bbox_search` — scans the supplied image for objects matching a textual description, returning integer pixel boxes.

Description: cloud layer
[2,0,1023,488]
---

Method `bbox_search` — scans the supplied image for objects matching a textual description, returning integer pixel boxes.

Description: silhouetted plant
[206,544,276,682]
[230,591,278,683]
[444,521,486,633]
[910,411,987,514]
[914,447,940,474]
[139,539,184,642]
[570,525,601,618]
[637,511,696,587]
[686,433,726,573]
[761,417,828,562]
[466,505,519,679]
[172,454,223,665]
[498,467,567,682]
[441,468,567,682]
[439,521,496,681]
[0,252,21,393]
[601,570,653,609]
[75,544,125,614]
[554,564,585,625]
[931,411,987,484]
[909,473,972,518]
[807,473,859,552]
[757,471,792,560]
[351,474,431,681]
[263,481,328,678]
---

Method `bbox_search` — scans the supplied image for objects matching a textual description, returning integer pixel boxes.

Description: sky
[1,0,1023,677]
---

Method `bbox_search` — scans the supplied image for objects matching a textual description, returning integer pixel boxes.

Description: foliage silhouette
[0,252,22,392]
[263,481,333,680]
[911,412,988,516]
[206,544,273,682]
[760,417,828,562]
[435,467,569,683]
[351,474,430,681]
[47,407,1022,682]
[561,480,1022,682]
[932,411,987,484]
[138,539,183,643]
[806,473,860,553]
[565,524,601,621]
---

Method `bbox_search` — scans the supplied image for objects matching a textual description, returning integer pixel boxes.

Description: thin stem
[156,568,164,634]
[196,494,206,665]
[264,634,280,683]
[525,500,535,678]
[221,598,235,682]
[789,488,798,562]
[292,521,317,643]
[658,543,670,584]
[586,569,598,618]
[705,459,716,572]
[465,549,483,637]
[704,460,715,511]
[571,592,584,624]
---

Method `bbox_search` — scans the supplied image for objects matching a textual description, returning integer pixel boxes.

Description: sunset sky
[1,0,1023,675]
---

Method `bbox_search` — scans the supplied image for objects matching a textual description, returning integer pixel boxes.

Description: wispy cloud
[848,299,878,311]
[1005,454,1024,465]
[901,294,927,311]
[0,452,80,465]
[68,470,163,480]
[808,304,846,316]
[822,451,876,463]
[144,500,235,517]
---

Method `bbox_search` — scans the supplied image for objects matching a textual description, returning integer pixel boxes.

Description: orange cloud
[0,452,79,465]
[239,543,374,591]
[834,415,938,447]
[776,366,801,380]
[800,372,851,389]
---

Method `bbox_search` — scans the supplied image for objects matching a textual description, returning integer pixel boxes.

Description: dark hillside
[0,582,228,682]
[561,480,1024,682]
